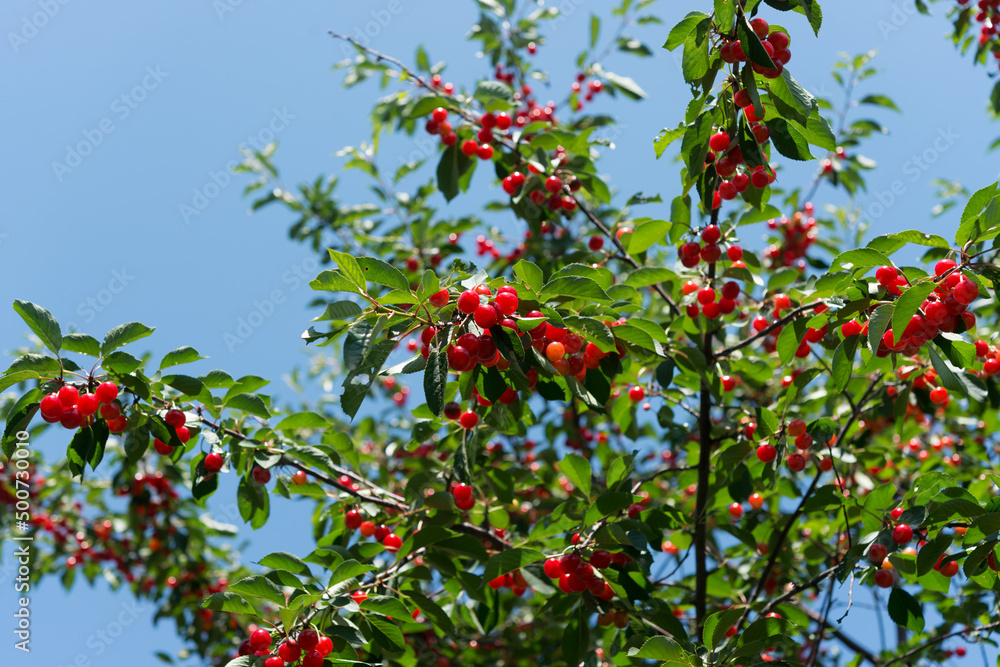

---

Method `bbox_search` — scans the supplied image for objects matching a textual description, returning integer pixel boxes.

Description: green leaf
[101,322,154,356]
[67,426,95,478]
[423,345,448,416]
[916,534,953,577]
[590,14,600,48]
[2,402,37,460]
[225,393,271,419]
[891,283,936,344]
[314,301,365,322]
[766,118,813,161]
[229,575,288,608]
[104,351,143,375]
[158,346,205,371]
[310,270,362,294]
[593,64,648,99]
[956,181,998,246]
[13,300,61,355]
[356,257,410,292]
[654,125,685,158]
[715,0,736,32]
[474,80,514,108]
[361,595,412,619]
[123,420,150,465]
[830,248,893,273]
[927,345,967,398]
[513,260,544,292]
[274,412,331,430]
[62,333,101,357]
[858,94,900,112]
[887,588,924,632]
[369,615,406,652]
[539,276,611,302]
[437,143,465,202]
[832,334,859,394]
[201,592,258,615]
[664,12,710,51]
[768,69,814,118]
[329,560,376,586]
[704,607,745,649]
[328,249,367,292]
[561,453,593,498]
[627,219,672,253]
[482,548,545,584]
[628,636,691,660]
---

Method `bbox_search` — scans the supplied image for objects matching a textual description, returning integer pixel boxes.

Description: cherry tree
[4,1,1000,666]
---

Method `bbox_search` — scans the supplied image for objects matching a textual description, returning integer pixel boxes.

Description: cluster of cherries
[153,408,193,456]
[542,549,626,599]
[838,259,978,359]
[39,381,126,432]
[344,508,403,552]
[719,17,793,79]
[568,74,605,112]
[753,418,835,474]
[957,0,1000,56]
[487,568,530,595]
[708,128,774,207]
[676,224,745,269]
[236,627,333,667]
[765,204,818,269]
[683,275,744,320]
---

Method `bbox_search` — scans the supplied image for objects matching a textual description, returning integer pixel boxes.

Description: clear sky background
[1,0,998,664]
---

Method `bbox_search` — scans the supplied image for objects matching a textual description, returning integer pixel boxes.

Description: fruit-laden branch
[714,300,827,359]
[693,204,721,632]
[737,373,883,631]
[883,620,1000,667]
[569,192,681,316]
[327,31,682,318]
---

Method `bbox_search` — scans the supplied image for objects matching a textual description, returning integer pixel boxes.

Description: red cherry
[544,558,563,578]
[628,386,645,402]
[709,131,730,152]
[748,493,764,510]
[750,17,769,37]
[701,224,721,244]
[40,393,64,420]
[264,657,283,667]
[787,453,806,472]
[249,629,272,651]
[841,320,862,337]
[164,409,185,428]
[95,381,118,403]
[459,411,479,429]
[457,290,481,314]
[301,650,324,667]
[76,393,99,416]
[58,385,79,407]
[934,259,956,276]
[316,636,333,657]
[252,466,271,485]
[204,452,224,474]
[383,533,403,552]
[175,426,191,443]
[728,502,744,519]
[474,304,498,329]
[60,407,83,430]
[452,483,473,503]
[545,175,563,193]
[461,139,479,156]
[756,443,777,463]
[477,144,494,160]
[298,629,319,651]
[892,523,913,545]
[929,387,949,405]
[873,569,894,588]
[345,509,363,530]
[868,543,888,564]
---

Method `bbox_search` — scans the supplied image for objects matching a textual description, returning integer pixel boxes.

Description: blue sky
[1,0,997,664]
